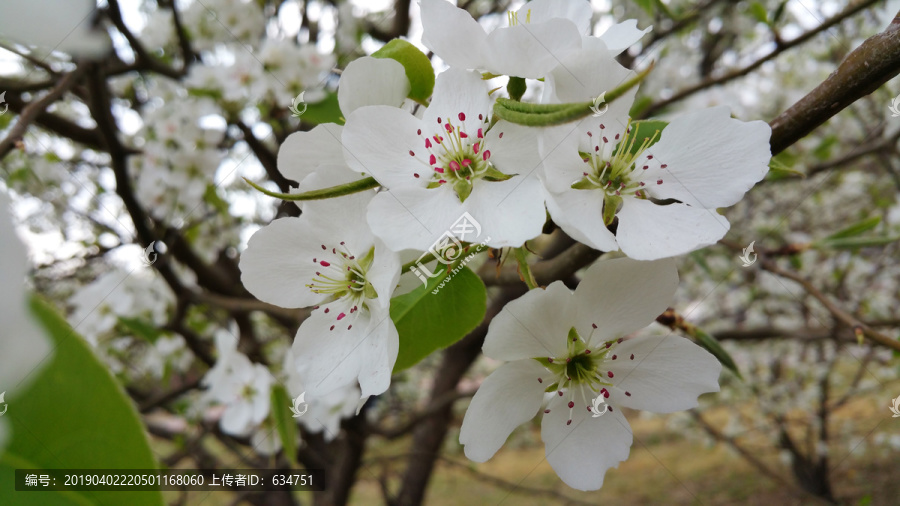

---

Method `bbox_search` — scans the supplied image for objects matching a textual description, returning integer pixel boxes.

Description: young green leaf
[390,266,487,372]
[270,384,298,467]
[372,39,436,104]
[823,216,881,241]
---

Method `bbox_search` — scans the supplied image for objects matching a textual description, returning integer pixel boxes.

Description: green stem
[244,176,379,201]
[514,247,539,290]
[493,61,655,127]
[401,251,437,274]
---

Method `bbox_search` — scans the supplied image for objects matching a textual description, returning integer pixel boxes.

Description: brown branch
[642,0,880,119]
[480,242,601,287]
[0,66,87,159]
[690,410,825,503]
[769,6,900,155]
[395,284,527,506]
[760,259,900,352]
[369,389,476,440]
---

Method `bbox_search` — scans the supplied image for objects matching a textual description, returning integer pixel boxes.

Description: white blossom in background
[182,0,265,52]
[459,257,721,490]
[68,269,173,347]
[255,40,336,105]
[420,0,649,78]
[539,44,771,260]
[0,193,52,453]
[343,68,546,251]
[283,350,362,442]
[202,330,273,437]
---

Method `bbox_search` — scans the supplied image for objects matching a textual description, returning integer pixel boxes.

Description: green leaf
[633,0,655,14]
[117,316,164,344]
[815,235,900,250]
[693,329,742,379]
[824,216,881,241]
[270,385,298,467]
[390,266,487,372]
[812,135,838,161]
[301,92,344,125]
[748,1,769,24]
[0,297,163,505]
[766,154,805,180]
[372,39,435,104]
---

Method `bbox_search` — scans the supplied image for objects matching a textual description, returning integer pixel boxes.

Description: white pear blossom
[420,0,649,78]
[202,330,273,437]
[343,68,546,251]
[459,257,722,490]
[540,46,771,260]
[283,350,363,442]
[275,56,411,189]
[240,166,402,398]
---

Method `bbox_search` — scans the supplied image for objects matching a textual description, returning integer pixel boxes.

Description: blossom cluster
[236,0,772,490]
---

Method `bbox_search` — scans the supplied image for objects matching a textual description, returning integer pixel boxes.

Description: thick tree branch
[0,67,88,159]
[642,0,880,120]
[769,10,900,154]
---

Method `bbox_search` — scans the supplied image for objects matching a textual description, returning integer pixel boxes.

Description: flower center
[571,120,665,225]
[533,325,635,425]
[306,242,378,330]
[409,112,513,202]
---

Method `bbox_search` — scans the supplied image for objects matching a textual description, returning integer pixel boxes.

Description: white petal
[607,335,722,412]
[464,177,547,249]
[483,120,540,175]
[239,218,330,308]
[517,0,593,34]
[616,198,730,260]
[574,256,678,345]
[338,56,410,117]
[647,106,771,208]
[0,194,50,393]
[342,106,422,186]
[460,360,548,462]
[420,0,489,70]
[547,45,636,108]
[277,124,346,183]
[595,20,652,54]
[545,188,619,252]
[221,402,254,436]
[0,0,110,58]
[292,306,397,397]
[486,19,582,79]
[541,394,633,491]
[422,68,492,135]
[484,281,574,361]
[366,186,464,252]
